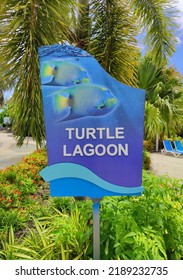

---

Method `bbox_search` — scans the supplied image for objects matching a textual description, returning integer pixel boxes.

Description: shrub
[0,148,182,260]
[0,207,93,260]
[100,172,183,260]
[144,140,154,151]
[143,149,151,170]
[0,107,8,124]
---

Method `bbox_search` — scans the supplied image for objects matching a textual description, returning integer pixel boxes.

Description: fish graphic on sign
[52,85,118,122]
[38,44,145,198]
[41,61,90,86]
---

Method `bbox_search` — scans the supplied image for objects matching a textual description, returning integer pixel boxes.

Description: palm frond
[131,0,179,66]
[0,0,76,147]
[137,57,162,90]
[88,0,140,86]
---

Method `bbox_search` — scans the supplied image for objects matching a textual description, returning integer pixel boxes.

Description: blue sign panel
[38,44,145,198]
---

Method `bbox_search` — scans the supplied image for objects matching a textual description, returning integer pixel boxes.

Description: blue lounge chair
[161,140,183,157]
[174,140,183,152]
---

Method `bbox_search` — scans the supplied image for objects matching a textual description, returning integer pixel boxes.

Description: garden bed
[0,149,182,260]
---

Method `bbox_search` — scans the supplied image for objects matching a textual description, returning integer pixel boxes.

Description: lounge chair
[161,140,183,157]
[174,140,183,152]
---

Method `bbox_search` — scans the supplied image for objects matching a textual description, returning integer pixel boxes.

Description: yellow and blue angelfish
[41,61,90,86]
[53,84,118,122]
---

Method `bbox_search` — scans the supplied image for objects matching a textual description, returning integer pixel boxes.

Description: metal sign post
[92,198,101,260]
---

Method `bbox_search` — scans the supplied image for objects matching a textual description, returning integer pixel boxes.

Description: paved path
[0,131,37,169]
[150,152,183,180]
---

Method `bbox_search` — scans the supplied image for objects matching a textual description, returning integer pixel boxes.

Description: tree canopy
[0,0,181,146]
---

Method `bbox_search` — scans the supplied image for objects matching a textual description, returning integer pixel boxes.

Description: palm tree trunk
[156,133,159,152]
[0,89,4,106]
[76,0,90,49]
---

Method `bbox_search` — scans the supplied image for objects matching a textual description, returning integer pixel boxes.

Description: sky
[170,0,183,74]
[3,1,183,100]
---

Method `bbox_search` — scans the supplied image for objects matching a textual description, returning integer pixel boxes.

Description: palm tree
[74,0,91,50]
[74,0,179,85]
[0,0,76,146]
[130,0,178,66]
[137,57,183,145]
[0,89,4,106]
[0,0,180,147]
[87,0,140,86]
[156,66,183,139]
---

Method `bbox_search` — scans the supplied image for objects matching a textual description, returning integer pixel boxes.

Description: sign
[38,44,145,198]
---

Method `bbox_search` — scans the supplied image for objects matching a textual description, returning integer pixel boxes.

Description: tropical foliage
[0,0,180,147]
[137,57,183,140]
[0,0,76,146]
[86,0,140,86]
[131,0,178,66]
[0,149,182,260]
[0,107,8,124]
